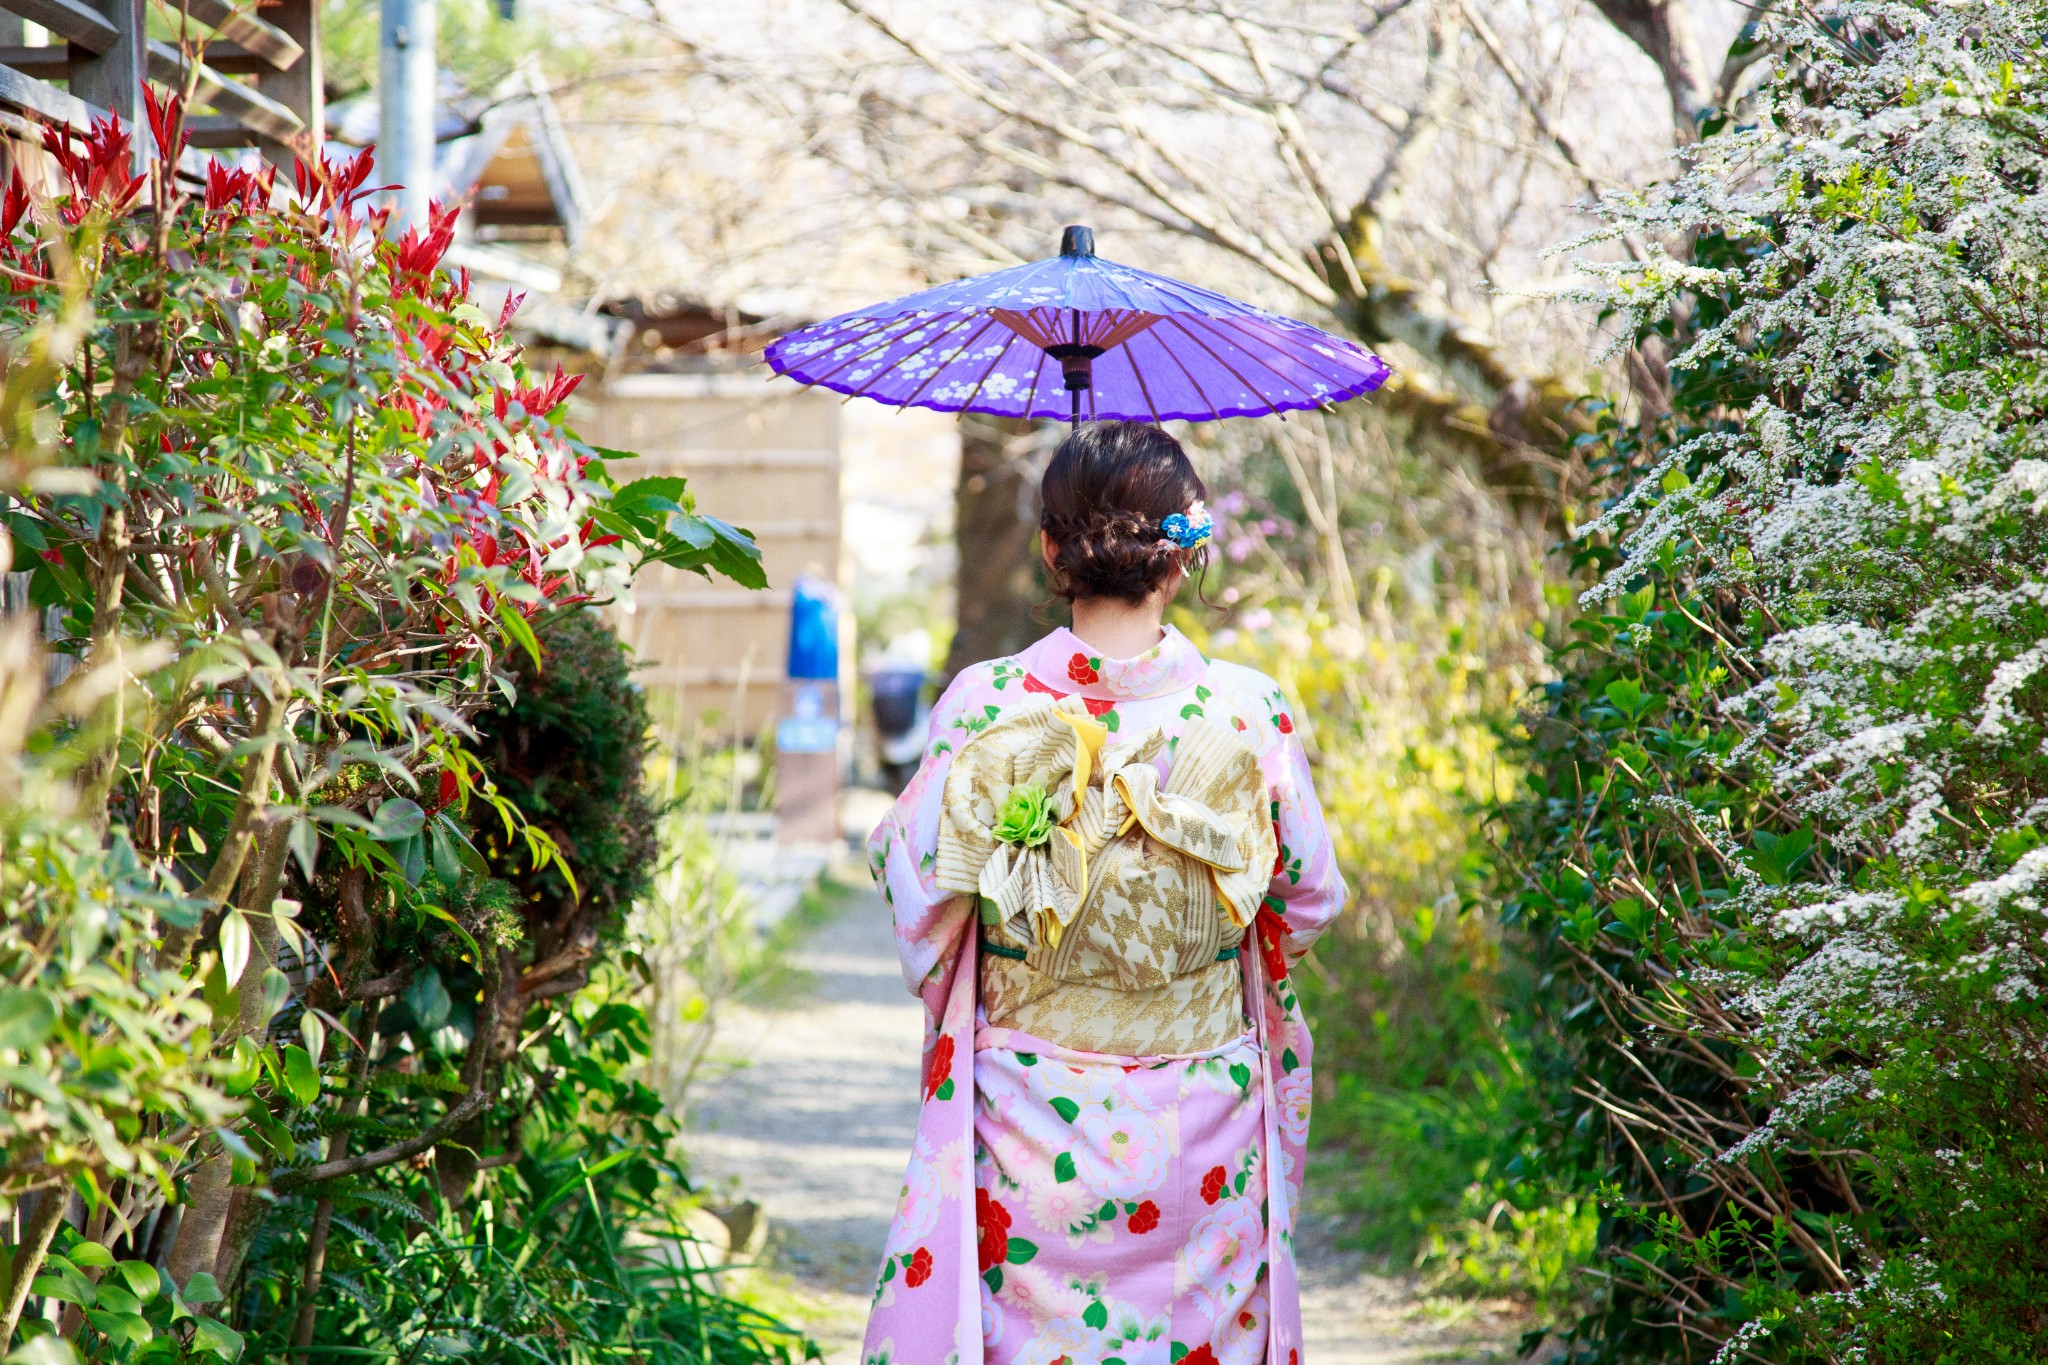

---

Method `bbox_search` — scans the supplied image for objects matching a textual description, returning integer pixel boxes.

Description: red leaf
[142,84,188,164]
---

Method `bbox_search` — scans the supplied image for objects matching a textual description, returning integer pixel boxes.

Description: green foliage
[232,973,815,1363]
[1496,2,2048,1358]
[1181,411,1572,1305]
[0,89,778,1364]
[468,608,661,965]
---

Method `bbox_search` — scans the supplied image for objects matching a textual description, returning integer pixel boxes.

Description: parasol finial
[1059,225,1095,257]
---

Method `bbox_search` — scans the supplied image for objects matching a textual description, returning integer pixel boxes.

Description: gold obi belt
[935,696,1277,1056]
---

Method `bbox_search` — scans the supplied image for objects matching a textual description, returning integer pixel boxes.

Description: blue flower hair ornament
[1159,501,1213,550]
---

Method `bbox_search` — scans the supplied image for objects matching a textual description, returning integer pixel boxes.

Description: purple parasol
[765,226,1391,430]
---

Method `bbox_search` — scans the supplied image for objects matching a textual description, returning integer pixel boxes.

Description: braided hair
[1040,421,1206,605]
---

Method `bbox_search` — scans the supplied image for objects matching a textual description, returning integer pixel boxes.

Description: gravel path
[684,874,1536,1364]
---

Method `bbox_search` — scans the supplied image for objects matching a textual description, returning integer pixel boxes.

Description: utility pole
[379,0,437,229]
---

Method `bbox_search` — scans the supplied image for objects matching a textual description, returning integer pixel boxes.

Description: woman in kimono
[865,421,1346,1365]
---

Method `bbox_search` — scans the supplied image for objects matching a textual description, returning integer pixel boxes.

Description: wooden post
[262,0,320,170]
[68,0,143,146]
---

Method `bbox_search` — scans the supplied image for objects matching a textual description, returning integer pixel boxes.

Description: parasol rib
[1162,316,1288,417]
[1185,314,1342,404]
[1119,339,1167,428]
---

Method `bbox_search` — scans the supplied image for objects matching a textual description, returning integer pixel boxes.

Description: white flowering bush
[1498,1,2048,1359]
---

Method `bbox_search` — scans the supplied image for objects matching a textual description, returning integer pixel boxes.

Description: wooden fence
[0,0,318,166]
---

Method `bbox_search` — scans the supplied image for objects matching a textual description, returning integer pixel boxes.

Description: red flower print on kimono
[1022,673,1066,697]
[1255,905,1290,982]
[904,1246,933,1287]
[1067,652,1100,685]
[1083,696,1117,718]
[924,1034,956,1102]
[1129,1200,1161,1234]
[1182,1347,1219,1365]
[1200,1165,1230,1205]
[977,1189,1011,1273]
[1275,712,1294,734]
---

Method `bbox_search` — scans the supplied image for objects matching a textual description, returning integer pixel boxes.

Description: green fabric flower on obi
[992,783,1055,847]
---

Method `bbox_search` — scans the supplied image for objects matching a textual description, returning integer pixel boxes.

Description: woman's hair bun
[1039,421,1206,605]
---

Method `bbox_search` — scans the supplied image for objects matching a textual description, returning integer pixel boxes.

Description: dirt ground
[684,874,1538,1365]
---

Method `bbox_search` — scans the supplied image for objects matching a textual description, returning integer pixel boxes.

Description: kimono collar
[1020,626,1207,701]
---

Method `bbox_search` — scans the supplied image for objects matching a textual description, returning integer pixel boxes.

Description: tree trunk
[942,415,1061,685]
[164,1154,234,1291]
[0,1190,66,1349]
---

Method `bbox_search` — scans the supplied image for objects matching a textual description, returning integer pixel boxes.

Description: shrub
[0,84,768,1363]
[468,608,662,997]
[1499,2,2048,1358]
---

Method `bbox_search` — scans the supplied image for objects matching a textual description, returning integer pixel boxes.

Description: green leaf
[368,797,427,843]
[5,1337,82,1365]
[1004,1237,1038,1265]
[224,1036,263,1097]
[429,819,465,885]
[934,1077,955,1102]
[1228,1062,1251,1091]
[497,598,544,672]
[282,1045,321,1105]
[179,1272,223,1306]
[642,510,768,588]
[255,969,291,1027]
[404,968,453,1031]
[1053,1151,1077,1184]
[92,1284,141,1315]
[65,1242,114,1269]
[189,1316,244,1359]
[600,476,693,535]
[1603,677,1651,721]
[0,988,56,1051]
[115,1261,160,1302]
[286,814,319,880]
[982,1266,1003,1294]
[88,1311,153,1346]
[397,831,429,887]
[30,1274,93,1308]
[217,909,251,986]
[1083,1299,1109,1329]
[1049,1097,1080,1123]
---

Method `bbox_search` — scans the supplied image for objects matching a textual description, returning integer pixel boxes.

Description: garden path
[684,874,1534,1364]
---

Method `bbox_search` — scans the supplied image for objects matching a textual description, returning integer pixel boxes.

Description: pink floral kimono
[865,626,1345,1365]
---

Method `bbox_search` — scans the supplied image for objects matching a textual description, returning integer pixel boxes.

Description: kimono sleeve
[865,665,989,1011]
[1263,729,1347,964]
